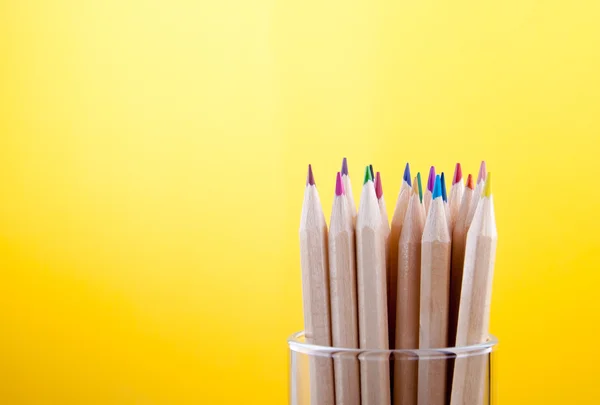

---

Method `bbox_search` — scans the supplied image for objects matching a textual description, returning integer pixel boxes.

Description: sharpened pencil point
[483,172,492,197]
[417,172,423,203]
[466,174,474,190]
[453,163,462,184]
[335,172,344,196]
[307,164,315,186]
[427,166,436,192]
[341,157,349,176]
[477,161,487,184]
[403,163,412,186]
[369,164,374,180]
[441,172,448,203]
[375,172,383,199]
[364,165,373,184]
[432,175,442,199]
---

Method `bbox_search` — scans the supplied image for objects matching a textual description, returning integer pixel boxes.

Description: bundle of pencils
[299,159,497,405]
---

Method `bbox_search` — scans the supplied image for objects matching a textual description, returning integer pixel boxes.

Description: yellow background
[1,0,599,404]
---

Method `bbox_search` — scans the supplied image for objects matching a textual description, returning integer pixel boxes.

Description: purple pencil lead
[427,166,436,192]
[307,164,315,186]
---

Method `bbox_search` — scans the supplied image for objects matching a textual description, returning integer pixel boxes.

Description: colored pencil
[299,165,335,405]
[375,172,391,242]
[449,163,464,228]
[341,157,357,220]
[329,172,360,405]
[375,171,393,348]
[357,166,391,405]
[393,177,424,405]
[448,174,475,347]
[467,161,487,227]
[418,175,451,405]
[424,166,435,213]
[417,172,426,220]
[388,163,411,348]
[450,173,497,405]
[441,172,451,230]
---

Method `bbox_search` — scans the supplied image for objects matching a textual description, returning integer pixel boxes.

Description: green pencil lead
[417,172,423,203]
[364,165,373,184]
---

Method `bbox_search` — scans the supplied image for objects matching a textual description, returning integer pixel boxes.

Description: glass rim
[288,331,498,359]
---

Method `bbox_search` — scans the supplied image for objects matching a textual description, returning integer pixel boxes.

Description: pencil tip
[427,166,436,192]
[364,165,373,184]
[412,176,418,195]
[369,164,374,180]
[403,163,412,186]
[453,163,462,184]
[417,172,423,203]
[483,172,492,197]
[375,172,383,199]
[307,164,315,186]
[477,161,487,184]
[441,172,448,202]
[466,174,474,190]
[341,157,349,176]
[432,175,442,199]
[335,172,344,196]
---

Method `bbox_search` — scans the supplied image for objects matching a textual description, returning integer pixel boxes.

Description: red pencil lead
[375,172,383,199]
[466,174,474,190]
[453,163,462,184]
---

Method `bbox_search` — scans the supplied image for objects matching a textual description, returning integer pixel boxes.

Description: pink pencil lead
[335,172,344,196]
[477,161,487,184]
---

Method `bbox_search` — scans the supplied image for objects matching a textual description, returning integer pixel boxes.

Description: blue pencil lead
[432,175,442,199]
[403,163,412,186]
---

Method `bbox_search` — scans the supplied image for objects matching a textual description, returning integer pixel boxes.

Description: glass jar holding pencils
[288,330,498,405]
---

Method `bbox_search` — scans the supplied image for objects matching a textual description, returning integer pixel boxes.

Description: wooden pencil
[299,165,335,405]
[467,161,487,228]
[357,166,391,405]
[329,172,360,405]
[450,173,497,405]
[418,175,451,405]
[393,177,424,405]
[448,174,475,347]
[388,163,412,349]
[376,171,395,401]
[375,172,391,245]
[449,163,464,229]
[441,172,451,230]
[417,172,426,220]
[341,157,357,220]
[423,166,435,214]
[375,173,391,311]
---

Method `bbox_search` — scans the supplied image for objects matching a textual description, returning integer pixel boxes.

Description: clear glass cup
[288,331,498,405]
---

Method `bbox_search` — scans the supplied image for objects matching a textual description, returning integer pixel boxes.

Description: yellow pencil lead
[483,172,492,197]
